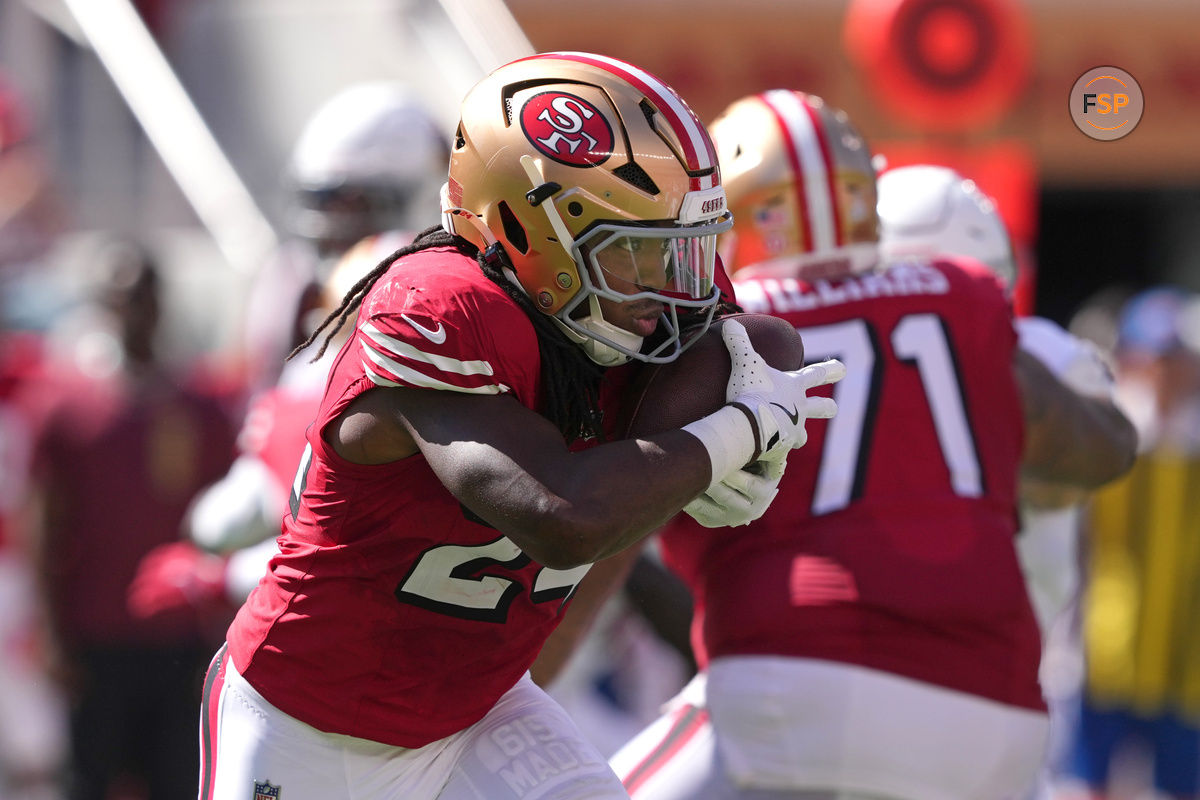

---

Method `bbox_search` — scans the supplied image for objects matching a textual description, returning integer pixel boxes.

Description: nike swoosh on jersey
[401,314,447,344]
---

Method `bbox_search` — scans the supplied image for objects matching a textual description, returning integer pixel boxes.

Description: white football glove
[683,319,845,490]
[683,448,788,528]
[722,320,845,457]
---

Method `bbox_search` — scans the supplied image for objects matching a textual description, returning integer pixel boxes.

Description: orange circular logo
[1069,66,1143,141]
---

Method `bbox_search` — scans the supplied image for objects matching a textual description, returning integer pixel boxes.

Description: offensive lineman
[607,90,1136,800]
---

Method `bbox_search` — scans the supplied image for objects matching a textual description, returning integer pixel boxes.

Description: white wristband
[682,405,758,489]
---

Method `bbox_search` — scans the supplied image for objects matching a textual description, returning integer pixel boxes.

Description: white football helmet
[877,164,1017,291]
[442,52,732,366]
[287,83,448,257]
[708,90,880,282]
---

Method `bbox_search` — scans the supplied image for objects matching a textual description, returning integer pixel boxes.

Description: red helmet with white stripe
[442,52,732,365]
[709,90,880,281]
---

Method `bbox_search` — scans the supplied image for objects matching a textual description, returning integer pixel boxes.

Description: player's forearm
[1017,349,1138,488]
[465,431,710,569]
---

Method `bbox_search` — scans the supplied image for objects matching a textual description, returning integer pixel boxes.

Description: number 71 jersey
[660,256,1044,712]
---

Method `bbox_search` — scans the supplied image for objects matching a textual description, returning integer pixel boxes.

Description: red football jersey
[227,246,634,747]
[660,257,1045,711]
[235,365,325,500]
[238,230,421,499]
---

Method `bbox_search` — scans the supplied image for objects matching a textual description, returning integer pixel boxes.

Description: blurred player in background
[129,84,448,617]
[241,82,448,392]
[1057,286,1200,800]
[28,240,237,800]
[199,53,842,800]
[877,164,1131,800]
[607,90,1136,800]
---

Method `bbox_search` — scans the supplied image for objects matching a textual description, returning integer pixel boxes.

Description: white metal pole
[58,0,278,275]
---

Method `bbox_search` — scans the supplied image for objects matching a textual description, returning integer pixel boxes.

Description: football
[619,313,805,437]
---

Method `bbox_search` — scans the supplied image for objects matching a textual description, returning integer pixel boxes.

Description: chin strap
[549,300,642,367]
[572,294,645,365]
[440,181,499,246]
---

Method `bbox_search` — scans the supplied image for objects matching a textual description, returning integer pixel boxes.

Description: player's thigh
[438,674,628,800]
[609,705,889,800]
[202,653,352,800]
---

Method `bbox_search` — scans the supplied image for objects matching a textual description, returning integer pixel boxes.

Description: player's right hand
[721,319,844,459]
[127,542,230,619]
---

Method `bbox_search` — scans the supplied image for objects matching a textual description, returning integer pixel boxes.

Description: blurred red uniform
[610,90,1057,800]
[29,247,238,800]
[613,256,1050,800]
[665,258,1041,708]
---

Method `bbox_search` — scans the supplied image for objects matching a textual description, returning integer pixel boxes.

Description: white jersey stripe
[360,321,494,376]
[361,353,511,395]
[765,90,837,253]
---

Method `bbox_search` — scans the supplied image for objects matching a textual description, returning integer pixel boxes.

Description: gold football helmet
[442,52,732,365]
[709,90,880,281]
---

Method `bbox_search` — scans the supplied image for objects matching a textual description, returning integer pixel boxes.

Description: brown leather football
[619,313,805,437]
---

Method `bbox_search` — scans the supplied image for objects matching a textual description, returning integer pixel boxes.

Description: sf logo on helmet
[521,92,614,167]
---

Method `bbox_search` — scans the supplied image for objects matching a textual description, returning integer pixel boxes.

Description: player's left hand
[683,448,787,527]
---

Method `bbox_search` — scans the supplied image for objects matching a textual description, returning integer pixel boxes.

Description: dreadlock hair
[289,223,608,443]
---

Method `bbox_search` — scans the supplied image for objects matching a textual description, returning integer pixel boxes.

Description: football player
[242,82,450,391]
[877,163,1123,637]
[607,90,1136,800]
[877,164,1132,800]
[199,55,843,800]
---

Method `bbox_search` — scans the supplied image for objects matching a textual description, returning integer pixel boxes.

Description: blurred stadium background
[2,3,1198,796]
[1,0,1198,355]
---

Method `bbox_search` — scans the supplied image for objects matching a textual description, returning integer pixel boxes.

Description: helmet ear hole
[498,201,529,254]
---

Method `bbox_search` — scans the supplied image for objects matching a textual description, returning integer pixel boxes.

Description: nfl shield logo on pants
[253,781,280,800]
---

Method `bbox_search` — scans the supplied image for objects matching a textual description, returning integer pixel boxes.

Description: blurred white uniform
[243,83,447,391]
[1012,316,1116,634]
